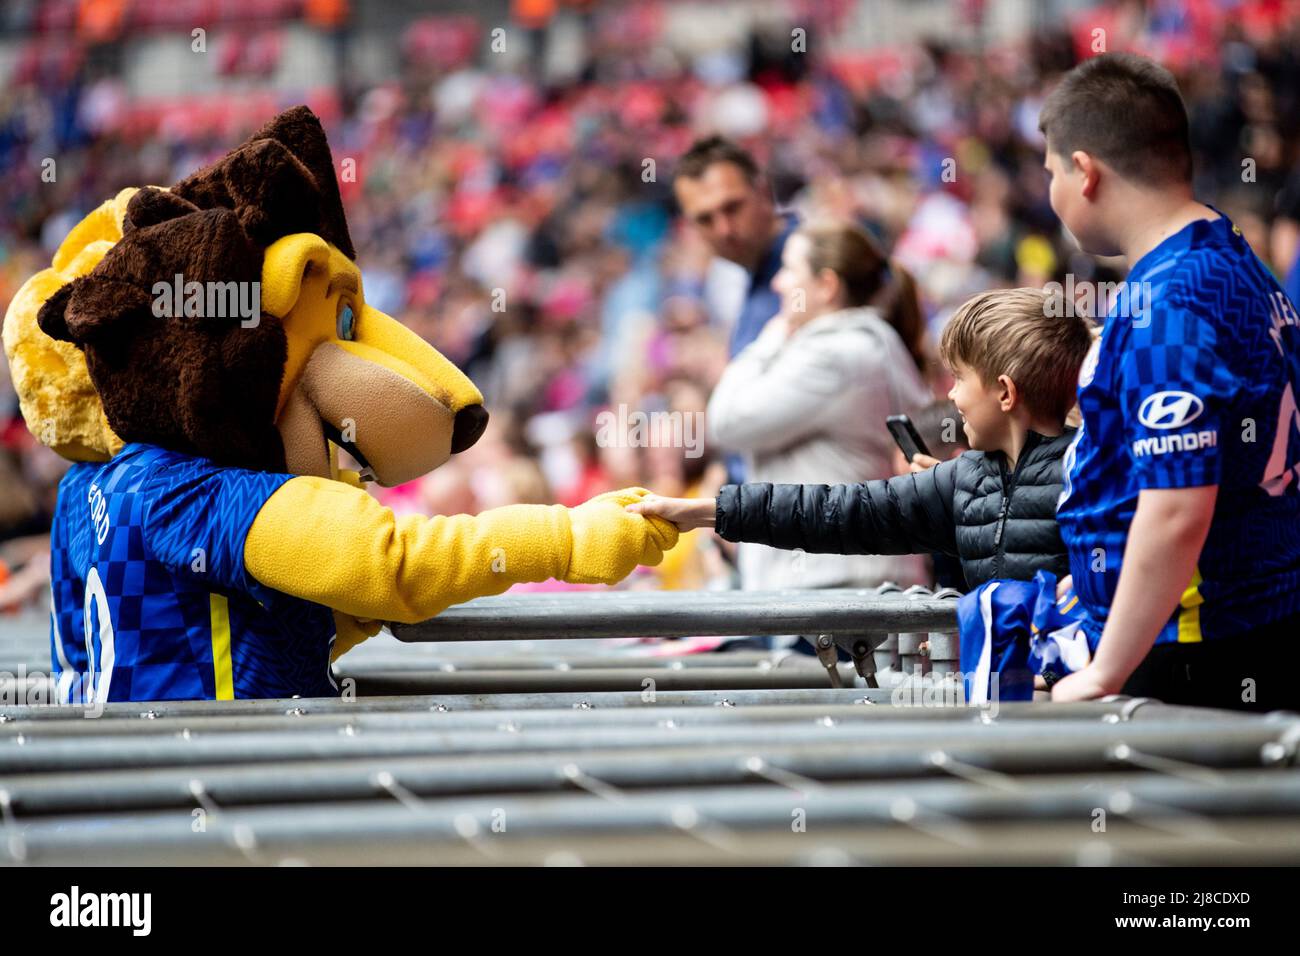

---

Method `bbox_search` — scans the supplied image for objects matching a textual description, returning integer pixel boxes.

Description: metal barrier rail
[390,586,959,641]
[0,716,1283,815]
[2,586,960,696]
[5,716,1284,774]
[3,685,1297,864]
[388,584,962,688]
[0,691,1252,723]
[6,590,1300,867]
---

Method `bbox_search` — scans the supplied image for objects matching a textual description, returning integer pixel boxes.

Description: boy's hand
[625,494,716,531]
[1055,574,1073,600]
[908,453,941,473]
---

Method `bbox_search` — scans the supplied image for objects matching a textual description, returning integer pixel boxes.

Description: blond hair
[939,287,1093,424]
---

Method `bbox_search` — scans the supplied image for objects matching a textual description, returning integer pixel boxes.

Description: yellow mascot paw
[565,487,680,585]
[330,611,383,663]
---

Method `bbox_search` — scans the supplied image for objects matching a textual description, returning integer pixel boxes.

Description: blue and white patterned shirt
[49,444,338,702]
[1058,212,1300,644]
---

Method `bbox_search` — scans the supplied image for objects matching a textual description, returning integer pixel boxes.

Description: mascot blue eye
[337,304,356,341]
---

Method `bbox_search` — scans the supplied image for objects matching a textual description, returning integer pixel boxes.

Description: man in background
[673,136,795,358]
[675,137,797,488]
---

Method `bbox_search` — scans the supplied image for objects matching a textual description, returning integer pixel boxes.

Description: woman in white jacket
[707,220,933,592]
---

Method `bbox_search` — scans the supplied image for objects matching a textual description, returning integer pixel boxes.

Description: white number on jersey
[83,566,116,704]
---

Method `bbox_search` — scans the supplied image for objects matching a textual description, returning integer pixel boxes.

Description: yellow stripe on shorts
[1177,567,1205,644]
[210,592,235,699]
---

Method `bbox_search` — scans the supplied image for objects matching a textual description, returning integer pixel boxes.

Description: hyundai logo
[1137,390,1204,430]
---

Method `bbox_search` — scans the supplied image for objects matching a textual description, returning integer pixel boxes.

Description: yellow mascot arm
[244,476,678,626]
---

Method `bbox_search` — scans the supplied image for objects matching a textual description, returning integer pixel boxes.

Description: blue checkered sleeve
[1117,290,1234,489]
[142,461,292,591]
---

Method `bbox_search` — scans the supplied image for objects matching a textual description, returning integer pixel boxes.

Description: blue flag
[958,570,1094,704]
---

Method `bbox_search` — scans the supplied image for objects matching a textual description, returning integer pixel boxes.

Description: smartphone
[886,414,931,462]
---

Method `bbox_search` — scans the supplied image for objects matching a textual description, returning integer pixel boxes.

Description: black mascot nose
[450,404,488,453]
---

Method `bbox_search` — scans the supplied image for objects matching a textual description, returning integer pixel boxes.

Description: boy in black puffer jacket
[629,287,1095,591]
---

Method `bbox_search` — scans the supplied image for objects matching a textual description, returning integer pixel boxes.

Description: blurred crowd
[3,0,1300,607]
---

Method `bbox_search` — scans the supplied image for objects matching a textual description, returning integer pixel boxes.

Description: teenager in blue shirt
[1041,52,1300,709]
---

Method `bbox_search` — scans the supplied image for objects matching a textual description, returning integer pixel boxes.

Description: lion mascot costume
[3,106,677,703]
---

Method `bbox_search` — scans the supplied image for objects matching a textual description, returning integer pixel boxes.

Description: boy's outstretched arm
[243,477,678,625]
[1052,485,1217,701]
[630,463,961,558]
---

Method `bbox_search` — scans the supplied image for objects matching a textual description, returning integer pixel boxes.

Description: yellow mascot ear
[260,233,334,318]
[1,187,142,462]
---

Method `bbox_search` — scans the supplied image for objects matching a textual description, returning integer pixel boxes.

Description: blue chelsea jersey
[1057,213,1300,645]
[49,443,340,703]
